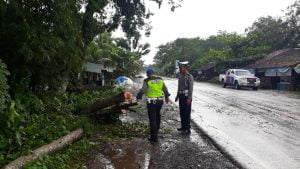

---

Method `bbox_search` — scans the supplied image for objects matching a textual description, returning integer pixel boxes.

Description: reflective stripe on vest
[146,79,164,98]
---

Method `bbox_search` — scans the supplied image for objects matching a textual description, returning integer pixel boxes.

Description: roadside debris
[3,128,84,169]
[115,76,141,94]
[76,91,138,123]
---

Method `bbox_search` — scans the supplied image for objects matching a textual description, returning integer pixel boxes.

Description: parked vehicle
[219,69,260,90]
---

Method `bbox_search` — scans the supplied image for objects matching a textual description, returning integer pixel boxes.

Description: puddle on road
[88,139,154,169]
[86,104,181,169]
[88,128,208,169]
[90,138,177,169]
[102,141,145,169]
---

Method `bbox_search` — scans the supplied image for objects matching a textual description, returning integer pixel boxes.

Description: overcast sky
[114,0,296,65]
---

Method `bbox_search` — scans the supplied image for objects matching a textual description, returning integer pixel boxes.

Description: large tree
[0,0,83,93]
[81,0,182,46]
[85,32,145,77]
[285,0,300,47]
[0,0,182,94]
[153,36,229,74]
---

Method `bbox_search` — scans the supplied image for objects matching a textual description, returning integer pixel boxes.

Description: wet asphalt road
[164,78,300,169]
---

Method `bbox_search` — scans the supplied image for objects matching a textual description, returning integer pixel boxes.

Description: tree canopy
[0,0,182,95]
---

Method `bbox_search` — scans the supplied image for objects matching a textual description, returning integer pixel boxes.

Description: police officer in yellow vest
[136,68,170,143]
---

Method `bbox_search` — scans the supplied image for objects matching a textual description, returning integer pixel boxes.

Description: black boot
[148,137,158,144]
[181,129,191,135]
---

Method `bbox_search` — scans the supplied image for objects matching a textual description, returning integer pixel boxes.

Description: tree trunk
[78,92,126,114]
[93,102,138,115]
[2,128,84,169]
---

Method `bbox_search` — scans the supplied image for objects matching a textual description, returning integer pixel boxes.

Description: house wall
[203,67,216,79]
[255,68,293,90]
[83,72,103,86]
[292,69,300,90]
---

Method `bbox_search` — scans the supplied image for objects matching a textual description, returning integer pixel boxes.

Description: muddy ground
[84,101,240,169]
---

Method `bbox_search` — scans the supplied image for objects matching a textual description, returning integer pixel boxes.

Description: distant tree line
[154,0,300,76]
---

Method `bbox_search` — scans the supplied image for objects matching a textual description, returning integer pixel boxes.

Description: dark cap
[146,67,155,74]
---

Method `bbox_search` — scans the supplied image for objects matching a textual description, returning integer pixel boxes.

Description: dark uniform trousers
[179,94,191,130]
[147,100,163,141]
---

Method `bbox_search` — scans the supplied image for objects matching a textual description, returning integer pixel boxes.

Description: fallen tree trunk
[90,102,139,123]
[78,92,126,114]
[2,128,84,169]
[91,102,139,116]
[77,91,135,115]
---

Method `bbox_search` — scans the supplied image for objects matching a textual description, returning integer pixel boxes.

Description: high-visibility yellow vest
[146,78,164,98]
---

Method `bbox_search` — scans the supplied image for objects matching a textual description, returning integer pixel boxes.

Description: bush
[0,59,10,112]
[0,87,121,167]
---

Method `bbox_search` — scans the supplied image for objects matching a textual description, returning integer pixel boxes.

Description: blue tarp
[265,67,292,76]
[277,67,291,76]
[115,76,128,85]
[265,68,277,77]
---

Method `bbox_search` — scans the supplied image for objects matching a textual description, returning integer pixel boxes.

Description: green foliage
[23,122,148,169]
[154,37,210,67]
[246,16,292,51]
[0,59,10,112]
[154,1,299,77]
[39,88,123,122]
[191,48,233,69]
[0,0,183,167]
[1,0,181,95]
[155,62,175,76]
[85,32,144,77]
[216,54,265,72]
[0,101,25,165]
[14,93,44,114]
[0,88,121,167]
[154,27,291,76]
[243,1,299,52]
[0,108,90,167]
[284,0,300,48]
[85,32,116,64]
[0,102,23,147]
[1,0,84,93]
[81,0,182,45]
[24,138,92,169]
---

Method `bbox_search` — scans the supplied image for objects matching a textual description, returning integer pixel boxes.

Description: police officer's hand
[187,98,192,105]
[175,96,179,102]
